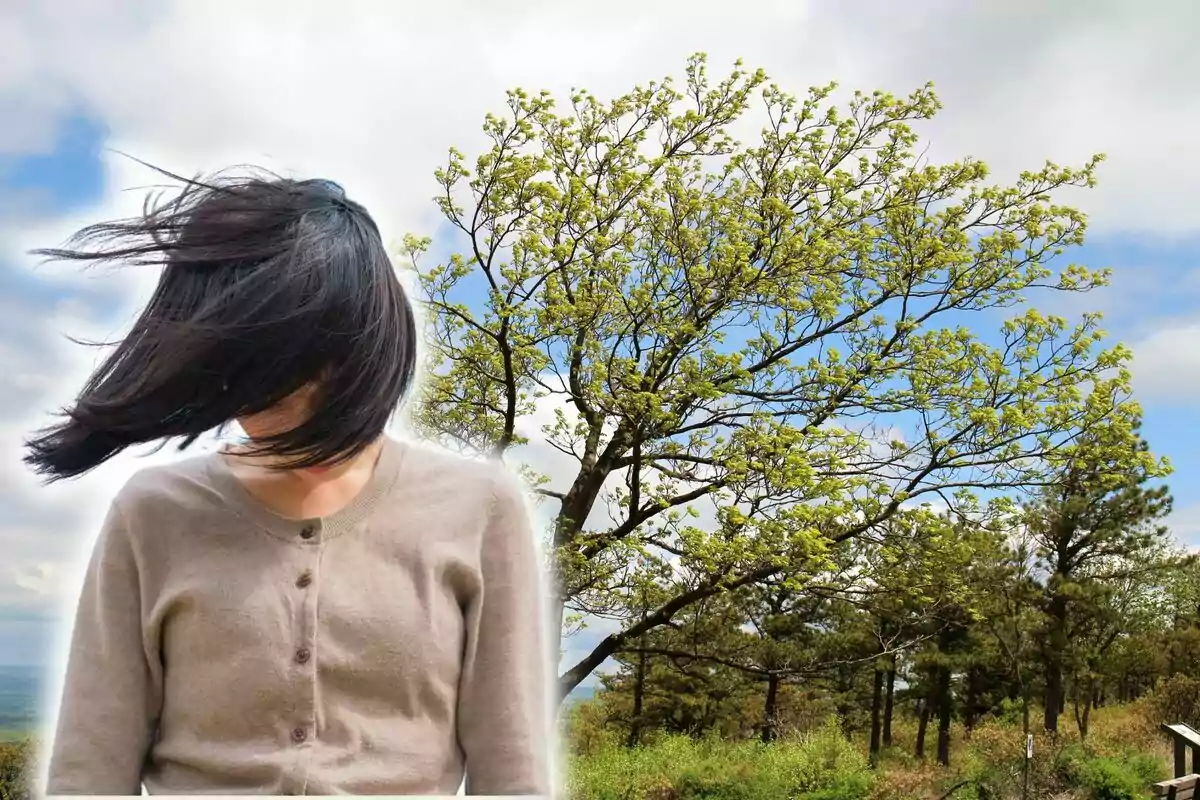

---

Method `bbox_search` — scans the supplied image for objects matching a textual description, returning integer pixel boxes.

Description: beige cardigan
[45,437,554,796]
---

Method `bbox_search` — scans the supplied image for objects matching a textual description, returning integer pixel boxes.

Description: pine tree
[1027,419,1173,733]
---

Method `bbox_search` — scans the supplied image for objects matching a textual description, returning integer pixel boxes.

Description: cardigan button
[299,525,316,540]
[291,727,307,743]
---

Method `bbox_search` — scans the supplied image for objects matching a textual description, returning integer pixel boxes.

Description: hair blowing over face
[24,165,418,481]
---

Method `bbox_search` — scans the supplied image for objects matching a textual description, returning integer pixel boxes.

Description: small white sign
[1026,734,1034,759]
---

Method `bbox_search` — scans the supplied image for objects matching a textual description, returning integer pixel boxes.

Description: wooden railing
[1154,724,1200,800]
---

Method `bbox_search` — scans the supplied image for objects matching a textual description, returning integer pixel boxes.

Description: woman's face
[237,383,321,443]
[234,377,367,475]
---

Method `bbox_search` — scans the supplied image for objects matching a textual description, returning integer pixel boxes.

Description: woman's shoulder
[395,439,530,506]
[108,449,224,520]
[393,441,536,553]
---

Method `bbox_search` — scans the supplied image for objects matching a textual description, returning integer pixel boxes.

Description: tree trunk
[936,684,953,767]
[916,699,931,760]
[761,673,781,744]
[935,639,954,767]
[835,667,853,735]
[916,674,937,760]
[1073,693,1091,740]
[963,665,980,737]
[1043,591,1068,733]
[1044,659,1063,733]
[869,664,884,765]
[1072,676,1093,741]
[626,641,647,748]
[883,658,897,748]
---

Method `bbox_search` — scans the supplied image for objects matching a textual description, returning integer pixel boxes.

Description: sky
[1,0,1199,698]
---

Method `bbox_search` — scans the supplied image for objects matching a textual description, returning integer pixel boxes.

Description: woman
[26,168,554,796]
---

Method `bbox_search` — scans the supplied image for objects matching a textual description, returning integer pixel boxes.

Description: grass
[563,701,1174,800]
[566,717,874,800]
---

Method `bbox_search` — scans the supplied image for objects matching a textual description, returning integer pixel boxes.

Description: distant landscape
[0,666,39,740]
[565,684,596,706]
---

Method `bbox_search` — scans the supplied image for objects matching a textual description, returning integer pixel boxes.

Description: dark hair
[24,163,418,481]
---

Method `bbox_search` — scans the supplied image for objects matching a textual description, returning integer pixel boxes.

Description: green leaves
[407,53,1138,695]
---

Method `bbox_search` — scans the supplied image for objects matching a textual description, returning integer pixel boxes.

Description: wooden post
[1162,723,1200,780]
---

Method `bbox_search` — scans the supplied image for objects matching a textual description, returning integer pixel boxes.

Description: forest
[560,465,1199,797]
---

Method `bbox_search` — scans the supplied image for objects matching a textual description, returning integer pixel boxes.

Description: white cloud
[1130,322,1200,403]
[11,562,61,598]
[3,0,1198,238]
[1166,503,1200,549]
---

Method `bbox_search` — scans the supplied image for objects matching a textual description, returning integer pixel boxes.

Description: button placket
[291,520,321,758]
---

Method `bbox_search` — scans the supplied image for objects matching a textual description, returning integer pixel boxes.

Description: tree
[976,522,1044,741]
[1067,559,1172,738]
[736,576,848,743]
[1026,419,1173,734]
[0,739,32,800]
[854,508,986,765]
[1162,559,1200,679]
[407,52,1134,702]
[600,590,759,740]
[889,513,996,768]
[601,551,856,743]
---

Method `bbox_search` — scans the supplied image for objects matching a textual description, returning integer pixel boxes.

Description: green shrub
[801,776,875,800]
[1076,756,1145,800]
[760,718,873,798]
[0,738,33,800]
[1120,751,1166,785]
[1149,674,1200,730]
[670,763,768,800]
[564,708,1168,800]
[564,717,874,800]
[991,697,1026,728]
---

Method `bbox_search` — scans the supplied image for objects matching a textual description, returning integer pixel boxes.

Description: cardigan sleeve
[46,498,163,796]
[456,468,555,797]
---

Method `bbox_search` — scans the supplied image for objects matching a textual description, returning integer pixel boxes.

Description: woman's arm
[456,469,555,797]
[46,499,163,796]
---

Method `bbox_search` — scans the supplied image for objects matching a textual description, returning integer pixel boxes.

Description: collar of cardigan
[204,435,406,542]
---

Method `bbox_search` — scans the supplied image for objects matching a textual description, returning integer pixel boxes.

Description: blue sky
[1,2,1198,688]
